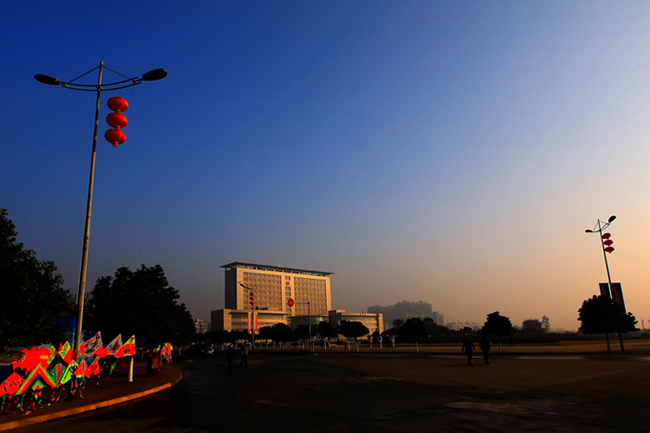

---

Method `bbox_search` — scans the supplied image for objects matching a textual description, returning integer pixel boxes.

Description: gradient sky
[3,1,650,332]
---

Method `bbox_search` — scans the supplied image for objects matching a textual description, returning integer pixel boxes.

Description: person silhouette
[479,335,491,365]
[461,335,475,365]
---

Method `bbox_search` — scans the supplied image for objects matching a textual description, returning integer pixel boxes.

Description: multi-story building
[326,310,384,336]
[212,262,384,337]
[195,318,206,334]
[213,261,333,332]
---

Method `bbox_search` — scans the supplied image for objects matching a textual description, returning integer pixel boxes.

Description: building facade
[213,262,333,332]
[327,310,384,336]
[212,308,288,332]
[223,261,333,316]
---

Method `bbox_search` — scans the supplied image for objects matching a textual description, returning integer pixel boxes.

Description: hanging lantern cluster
[602,232,614,253]
[249,292,255,306]
[104,96,128,147]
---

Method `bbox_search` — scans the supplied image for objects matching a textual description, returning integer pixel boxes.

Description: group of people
[224,342,249,371]
[461,335,491,365]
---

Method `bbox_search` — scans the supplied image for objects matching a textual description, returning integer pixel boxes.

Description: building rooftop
[221,261,333,277]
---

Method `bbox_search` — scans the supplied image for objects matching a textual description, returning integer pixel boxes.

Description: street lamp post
[585,215,617,296]
[239,282,257,349]
[290,299,312,352]
[35,62,167,357]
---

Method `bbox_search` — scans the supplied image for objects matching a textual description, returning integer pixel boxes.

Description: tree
[541,316,551,332]
[0,209,69,348]
[481,311,513,352]
[318,320,337,340]
[267,323,295,343]
[522,319,543,333]
[294,324,318,340]
[398,317,430,352]
[578,295,638,352]
[337,320,369,341]
[86,264,195,349]
[398,318,429,340]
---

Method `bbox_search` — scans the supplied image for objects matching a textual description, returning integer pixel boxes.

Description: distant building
[326,310,384,336]
[368,300,443,327]
[195,319,206,334]
[289,310,384,336]
[446,321,480,332]
[212,261,333,332]
[211,262,384,336]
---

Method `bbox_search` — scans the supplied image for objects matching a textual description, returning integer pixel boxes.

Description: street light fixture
[35,62,166,357]
[585,215,617,296]
[239,282,257,349]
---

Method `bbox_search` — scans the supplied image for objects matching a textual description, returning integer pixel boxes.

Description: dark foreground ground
[5,349,650,433]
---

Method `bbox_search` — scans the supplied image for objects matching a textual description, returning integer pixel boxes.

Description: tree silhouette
[481,311,513,352]
[337,320,369,342]
[578,295,637,352]
[86,264,195,349]
[0,209,69,348]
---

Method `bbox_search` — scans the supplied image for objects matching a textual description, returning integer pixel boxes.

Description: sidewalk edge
[0,370,183,431]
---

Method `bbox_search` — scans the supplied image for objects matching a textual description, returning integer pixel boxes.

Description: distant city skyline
[3,2,650,332]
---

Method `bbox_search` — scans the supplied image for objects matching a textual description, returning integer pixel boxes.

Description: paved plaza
[6,342,650,432]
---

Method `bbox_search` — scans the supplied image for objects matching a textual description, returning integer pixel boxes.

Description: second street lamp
[35,62,167,358]
[585,215,617,297]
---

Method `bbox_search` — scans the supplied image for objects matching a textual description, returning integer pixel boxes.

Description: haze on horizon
[2,1,650,332]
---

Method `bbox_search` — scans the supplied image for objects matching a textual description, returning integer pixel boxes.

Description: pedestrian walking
[225,344,235,371]
[239,342,249,369]
[479,335,491,365]
[461,335,475,365]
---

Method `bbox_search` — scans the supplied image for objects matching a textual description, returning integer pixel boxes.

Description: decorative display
[104,96,129,147]
[0,334,173,416]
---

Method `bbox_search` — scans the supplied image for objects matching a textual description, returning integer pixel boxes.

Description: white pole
[128,357,134,382]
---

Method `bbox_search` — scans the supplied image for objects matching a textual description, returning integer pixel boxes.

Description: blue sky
[3,1,650,331]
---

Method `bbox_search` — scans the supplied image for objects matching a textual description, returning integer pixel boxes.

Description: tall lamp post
[239,282,257,349]
[288,298,312,352]
[35,62,167,357]
[585,215,617,295]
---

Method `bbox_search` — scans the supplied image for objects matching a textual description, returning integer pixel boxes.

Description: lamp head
[142,68,167,81]
[608,215,617,223]
[34,74,59,85]
[585,229,593,233]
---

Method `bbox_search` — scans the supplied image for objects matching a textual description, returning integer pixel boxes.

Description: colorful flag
[16,364,55,395]
[105,334,123,356]
[58,341,73,364]
[80,332,103,357]
[114,335,136,358]
[0,372,24,397]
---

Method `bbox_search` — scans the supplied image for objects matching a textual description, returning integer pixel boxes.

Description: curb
[0,370,183,431]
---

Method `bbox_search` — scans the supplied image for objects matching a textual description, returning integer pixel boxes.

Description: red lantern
[104,129,126,147]
[107,96,129,113]
[106,112,128,129]
[105,96,128,147]
[602,232,614,253]
[250,292,255,306]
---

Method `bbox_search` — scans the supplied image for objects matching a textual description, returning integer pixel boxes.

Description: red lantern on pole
[602,233,614,253]
[250,292,255,306]
[105,96,128,147]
